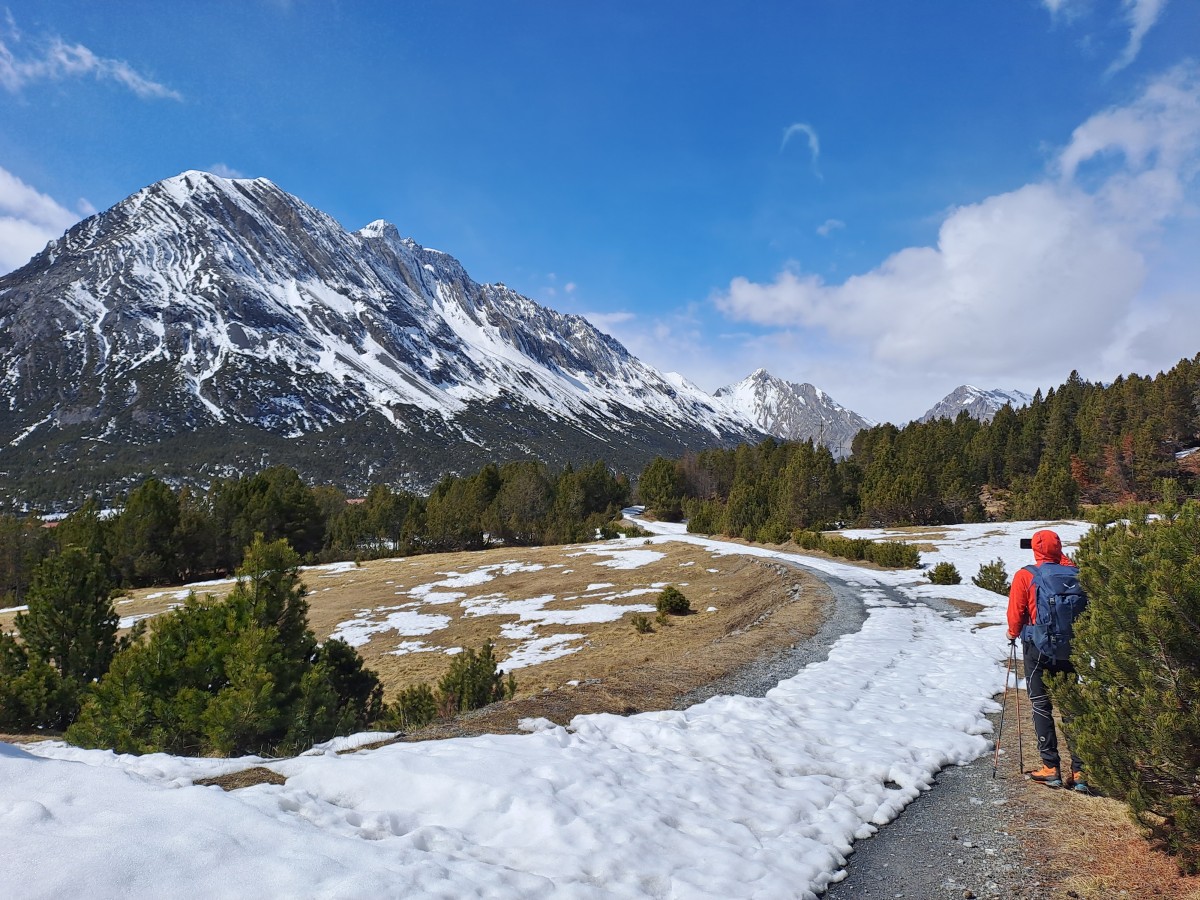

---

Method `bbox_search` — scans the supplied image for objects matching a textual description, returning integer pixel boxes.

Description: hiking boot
[1029,764,1063,787]
[1068,770,1091,794]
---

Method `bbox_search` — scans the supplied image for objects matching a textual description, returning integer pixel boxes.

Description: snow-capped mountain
[919,386,1033,423]
[0,171,762,504]
[713,369,873,457]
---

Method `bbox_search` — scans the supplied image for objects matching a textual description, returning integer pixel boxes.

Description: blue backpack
[1022,562,1088,661]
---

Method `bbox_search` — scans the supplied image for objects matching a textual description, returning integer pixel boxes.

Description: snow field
[1,518,1088,898]
[328,549,666,669]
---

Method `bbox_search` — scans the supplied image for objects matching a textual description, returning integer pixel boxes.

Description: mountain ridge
[0,171,763,506]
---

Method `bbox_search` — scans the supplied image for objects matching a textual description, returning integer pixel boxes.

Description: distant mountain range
[919,385,1033,423]
[0,170,1028,507]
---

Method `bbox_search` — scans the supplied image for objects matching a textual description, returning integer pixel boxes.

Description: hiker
[1006,529,1089,792]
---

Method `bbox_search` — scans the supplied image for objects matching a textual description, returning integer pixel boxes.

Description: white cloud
[209,163,246,179]
[713,65,1200,420]
[781,122,822,178]
[0,17,180,100]
[0,166,86,274]
[1109,0,1169,74]
[816,218,845,237]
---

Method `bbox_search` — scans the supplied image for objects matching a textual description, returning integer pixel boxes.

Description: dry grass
[1006,773,1200,899]
[995,669,1200,899]
[947,598,988,616]
[9,540,826,723]
[193,767,287,791]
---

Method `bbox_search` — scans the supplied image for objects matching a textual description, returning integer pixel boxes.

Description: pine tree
[108,478,180,586]
[68,537,383,756]
[17,548,119,686]
[1054,508,1200,872]
[638,456,684,521]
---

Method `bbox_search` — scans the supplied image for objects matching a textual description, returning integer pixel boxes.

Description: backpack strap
[1019,563,1040,641]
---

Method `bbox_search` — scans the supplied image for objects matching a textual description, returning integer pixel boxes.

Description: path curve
[633,515,1037,898]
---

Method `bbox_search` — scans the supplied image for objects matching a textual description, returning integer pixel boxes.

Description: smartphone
[1019,538,1033,549]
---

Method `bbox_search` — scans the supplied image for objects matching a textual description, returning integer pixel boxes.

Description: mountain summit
[919,385,1033,423]
[714,369,872,457]
[0,171,761,504]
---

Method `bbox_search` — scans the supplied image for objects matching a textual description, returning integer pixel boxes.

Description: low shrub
[656,586,691,616]
[927,561,962,585]
[385,683,438,730]
[823,536,869,561]
[630,614,653,634]
[437,639,515,714]
[756,522,790,545]
[864,541,921,568]
[599,520,650,539]
[792,530,825,551]
[790,531,919,569]
[972,558,1010,595]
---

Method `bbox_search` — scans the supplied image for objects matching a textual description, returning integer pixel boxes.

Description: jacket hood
[1032,529,1067,565]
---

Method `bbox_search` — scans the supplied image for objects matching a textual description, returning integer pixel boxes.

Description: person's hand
[1007,635,1017,647]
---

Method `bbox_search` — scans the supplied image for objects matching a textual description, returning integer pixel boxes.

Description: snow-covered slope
[0,171,761,501]
[714,369,873,457]
[920,386,1033,423]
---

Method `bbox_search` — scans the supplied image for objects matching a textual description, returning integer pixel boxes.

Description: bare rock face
[0,171,763,506]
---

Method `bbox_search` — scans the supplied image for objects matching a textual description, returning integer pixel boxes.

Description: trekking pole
[1014,644,1025,775]
[992,641,1015,779]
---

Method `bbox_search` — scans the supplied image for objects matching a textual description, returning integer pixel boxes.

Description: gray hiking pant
[1023,640,1084,773]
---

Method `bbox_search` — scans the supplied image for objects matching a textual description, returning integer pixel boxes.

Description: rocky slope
[0,171,763,506]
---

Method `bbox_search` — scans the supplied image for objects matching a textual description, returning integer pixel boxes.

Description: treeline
[0,460,630,603]
[638,356,1200,532]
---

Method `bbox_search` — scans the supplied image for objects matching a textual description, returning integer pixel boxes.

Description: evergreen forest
[637,357,1200,537]
[0,459,632,607]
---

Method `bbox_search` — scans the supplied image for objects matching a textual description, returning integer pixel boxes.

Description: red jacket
[1006,530,1077,640]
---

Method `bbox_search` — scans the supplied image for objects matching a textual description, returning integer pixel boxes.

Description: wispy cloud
[1042,0,1170,73]
[1041,0,1084,19]
[0,166,88,274]
[209,163,246,179]
[0,16,181,100]
[714,64,1200,419]
[1109,0,1169,74]
[816,218,844,237]
[781,122,822,179]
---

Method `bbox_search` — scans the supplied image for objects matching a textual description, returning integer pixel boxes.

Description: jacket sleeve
[1006,567,1033,639]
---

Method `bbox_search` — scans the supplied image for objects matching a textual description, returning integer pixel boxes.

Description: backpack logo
[1022,562,1088,660]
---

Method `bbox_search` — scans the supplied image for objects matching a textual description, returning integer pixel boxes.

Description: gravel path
[680,557,1046,899]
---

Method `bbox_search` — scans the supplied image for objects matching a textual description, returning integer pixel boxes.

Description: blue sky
[2,1,1198,423]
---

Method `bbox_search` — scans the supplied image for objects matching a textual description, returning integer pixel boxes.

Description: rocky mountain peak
[920,385,1033,423]
[714,371,872,457]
